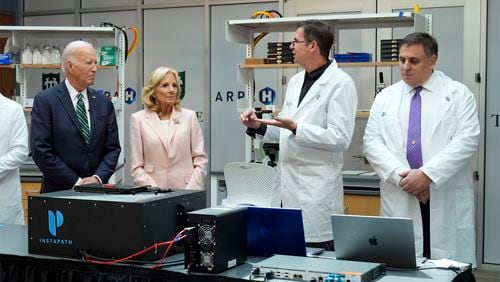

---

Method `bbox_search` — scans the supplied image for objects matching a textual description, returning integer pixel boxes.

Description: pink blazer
[130,108,208,190]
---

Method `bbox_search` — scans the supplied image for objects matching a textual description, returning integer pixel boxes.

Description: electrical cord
[81,229,187,268]
[82,241,171,265]
[386,266,462,273]
[249,267,260,280]
[79,250,183,266]
[79,251,184,268]
[100,22,129,61]
[249,267,272,281]
[247,9,284,108]
[127,26,139,56]
[267,10,283,17]
[250,10,283,46]
[152,230,186,269]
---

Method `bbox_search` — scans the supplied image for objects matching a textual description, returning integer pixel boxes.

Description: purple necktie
[407,86,423,169]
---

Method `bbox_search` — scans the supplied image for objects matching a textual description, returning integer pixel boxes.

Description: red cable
[84,229,186,268]
[84,228,188,267]
[84,240,172,265]
[152,229,187,269]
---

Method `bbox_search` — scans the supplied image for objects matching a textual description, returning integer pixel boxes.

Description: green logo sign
[178,71,186,100]
[42,73,60,90]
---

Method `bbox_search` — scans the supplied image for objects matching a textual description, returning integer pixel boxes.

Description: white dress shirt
[65,79,91,131]
[64,80,101,184]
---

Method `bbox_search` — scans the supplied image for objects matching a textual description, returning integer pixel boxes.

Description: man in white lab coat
[240,20,358,248]
[363,32,479,265]
[0,93,29,225]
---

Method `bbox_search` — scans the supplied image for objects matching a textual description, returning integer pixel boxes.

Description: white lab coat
[363,71,479,265]
[0,94,29,225]
[262,61,358,242]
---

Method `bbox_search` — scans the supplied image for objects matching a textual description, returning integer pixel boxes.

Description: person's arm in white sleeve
[0,104,29,180]
[419,86,480,186]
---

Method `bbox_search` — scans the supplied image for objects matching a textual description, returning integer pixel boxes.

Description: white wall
[484,0,500,265]
[81,10,141,185]
[210,2,279,172]
[20,1,497,269]
[142,6,207,181]
[24,0,73,13]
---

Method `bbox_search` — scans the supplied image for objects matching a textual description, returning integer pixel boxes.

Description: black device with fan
[28,189,206,260]
[184,206,247,273]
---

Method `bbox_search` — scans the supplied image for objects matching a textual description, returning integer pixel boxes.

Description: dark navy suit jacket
[30,83,121,193]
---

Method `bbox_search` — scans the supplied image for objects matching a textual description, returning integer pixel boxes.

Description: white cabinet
[226,12,432,161]
[225,12,431,162]
[225,12,430,111]
[0,26,126,182]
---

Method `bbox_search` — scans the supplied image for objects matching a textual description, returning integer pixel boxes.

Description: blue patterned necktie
[76,93,91,144]
[407,86,423,168]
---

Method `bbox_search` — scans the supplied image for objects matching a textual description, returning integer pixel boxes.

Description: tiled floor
[473,269,500,282]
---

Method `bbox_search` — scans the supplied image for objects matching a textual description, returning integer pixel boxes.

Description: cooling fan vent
[198,224,216,245]
[200,251,214,267]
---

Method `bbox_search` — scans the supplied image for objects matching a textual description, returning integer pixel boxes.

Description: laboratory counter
[0,224,461,282]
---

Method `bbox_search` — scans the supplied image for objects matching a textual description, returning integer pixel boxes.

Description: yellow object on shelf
[413,4,421,14]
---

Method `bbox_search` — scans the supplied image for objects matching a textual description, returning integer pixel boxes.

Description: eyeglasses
[290,40,309,46]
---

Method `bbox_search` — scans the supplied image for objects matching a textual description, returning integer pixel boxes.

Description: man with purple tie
[363,32,479,266]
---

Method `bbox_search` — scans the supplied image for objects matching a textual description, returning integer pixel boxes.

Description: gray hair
[61,40,95,72]
[400,32,438,58]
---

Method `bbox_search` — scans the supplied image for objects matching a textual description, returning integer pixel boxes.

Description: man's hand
[399,169,432,198]
[258,117,297,132]
[416,189,430,204]
[240,109,261,129]
[80,176,100,185]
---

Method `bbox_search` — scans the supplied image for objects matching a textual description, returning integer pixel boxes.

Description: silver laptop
[331,214,417,269]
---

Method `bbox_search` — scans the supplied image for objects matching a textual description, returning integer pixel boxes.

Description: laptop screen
[331,214,417,269]
[247,206,306,257]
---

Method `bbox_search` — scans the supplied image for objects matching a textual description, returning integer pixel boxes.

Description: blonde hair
[142,67,182,113]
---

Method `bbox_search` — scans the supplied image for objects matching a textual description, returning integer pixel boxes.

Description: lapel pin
[92,96,96,99]
[445,96,450,101]
[382,112,386,117]
[173,118,180,125]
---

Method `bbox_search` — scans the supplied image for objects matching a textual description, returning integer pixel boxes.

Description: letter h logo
[258,87,276,105]
[48,210,64,236]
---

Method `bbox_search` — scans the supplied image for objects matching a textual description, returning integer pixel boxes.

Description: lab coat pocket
[380,114,403,151]
[438,116,458,142]
[297,164,334,204]
[455,188,474,229]
[381,112,399,130]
